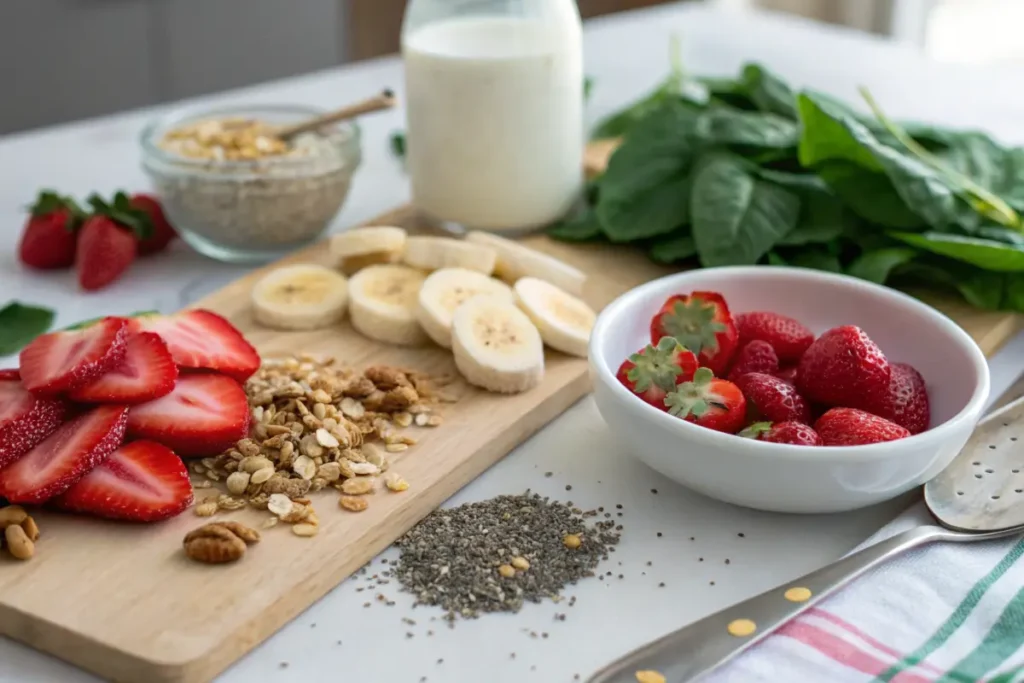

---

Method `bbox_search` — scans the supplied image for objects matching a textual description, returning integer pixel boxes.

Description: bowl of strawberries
[589,266,990,514]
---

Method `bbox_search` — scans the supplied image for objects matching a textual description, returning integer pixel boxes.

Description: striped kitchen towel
[707,503,1024,683]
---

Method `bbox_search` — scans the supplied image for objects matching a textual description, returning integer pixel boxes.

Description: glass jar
[401,0,584,236]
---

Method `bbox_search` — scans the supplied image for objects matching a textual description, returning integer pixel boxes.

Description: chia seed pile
[394,491,621,621]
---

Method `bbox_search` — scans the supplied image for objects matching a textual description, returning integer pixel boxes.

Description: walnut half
[183,522,261,564]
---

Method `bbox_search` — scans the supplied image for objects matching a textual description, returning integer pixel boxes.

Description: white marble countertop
[2,4,1024,682]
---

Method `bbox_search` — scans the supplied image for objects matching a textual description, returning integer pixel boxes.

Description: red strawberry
[727,340,779,382]
[52,440,193,522]
[130,194,177,255]
[815,407,911,447]
[735,311,814,364]
[76,216,138,291]
[0,369,21,381]
[130,310,261,382]
[0,375,67,468]
[741,421,822,446]
[796,325,891,408]
[616,337,699,410]
[18,191,84,270]
[664,367,746,434]
[650,292,739,376]
[19,317,129,396]
[0,404,128,504]
[865,362,930,435]
[126,374,250,457]
[775,366,798,384]
[68,332,178,404]
[735,372,812,424]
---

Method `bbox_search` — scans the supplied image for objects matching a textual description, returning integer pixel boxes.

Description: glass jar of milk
[401,0,584,235]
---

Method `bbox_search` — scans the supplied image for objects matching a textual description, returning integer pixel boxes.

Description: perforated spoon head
[926,396,1024,533]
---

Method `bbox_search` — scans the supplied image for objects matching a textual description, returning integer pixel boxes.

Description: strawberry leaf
[664,367,716,419]
[87,192,155,240]
[0,302,55,355]
[657,298,727,356]
[626,336,685,392]
[739,422,772,439]
[28,190,85,230]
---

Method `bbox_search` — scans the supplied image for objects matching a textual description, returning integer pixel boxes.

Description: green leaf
[889,232,1024,272]
[753,169,830,193]
[845,247,917,284]
[777,191,846,246]
[767,251,788,266]
[548,205,603,242]
[0,302,55,355]
[692,108,798,150]
[787,249,842,273]
[390,132,406,159]
[690,152,801,266]
[816,162,924,229]
[598,174,690,242]
[740,63,797,120]
[86,192,154,241]
[649,234,697,264]
[798,94,882,171]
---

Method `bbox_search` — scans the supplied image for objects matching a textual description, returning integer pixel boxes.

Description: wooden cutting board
[0,154,1021,683]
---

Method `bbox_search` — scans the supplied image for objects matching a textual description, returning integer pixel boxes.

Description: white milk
[403,16,583,233]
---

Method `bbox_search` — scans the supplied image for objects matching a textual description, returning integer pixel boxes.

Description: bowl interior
[594,267,987,431]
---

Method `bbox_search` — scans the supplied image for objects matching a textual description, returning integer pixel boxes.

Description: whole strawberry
[76,192,154,291]
[616,336,698,411]
[650,291,738,376]
[775,366,798,384]
[130,193,177,255]
[741,421,822,446]
[796,325,891,408]
[815,407,910,446]
[735,372,812,424]
[664,367,746,434]
[735,311,814,364]
[865,362,930,434]
[727,340,779,382]
[18,191,85,270]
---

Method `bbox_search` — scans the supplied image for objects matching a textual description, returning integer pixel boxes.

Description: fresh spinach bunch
[549,61,1024,313]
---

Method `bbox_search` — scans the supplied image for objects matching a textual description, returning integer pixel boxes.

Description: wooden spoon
[276,89,396,141]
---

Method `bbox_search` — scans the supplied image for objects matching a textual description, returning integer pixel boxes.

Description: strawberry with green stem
[616,336,698,411]
[664,367,747,434]
[18,191,87,270]
[650,292,738,376]
[741,421,822,446]
[77,192,155,291]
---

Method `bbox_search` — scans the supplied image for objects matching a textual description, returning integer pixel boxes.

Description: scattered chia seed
[310,623,316,628]
[279,662,289,669]
[362,602,370,608]
[738,533,745,538]
[651,488,658,494]
[689,536,695,541]
[545,472,553,477]
[699,558,704,562]
[658,582,665,588]
[710,581,716,586]
[542,632,549,638]
[725,559,731,565]
[565,485,572,491]
[406,632,414,639]
[657,532,663,538]
[616,504,623,509]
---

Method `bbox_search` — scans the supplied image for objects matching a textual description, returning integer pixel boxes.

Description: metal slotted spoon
[587,395,1024,683]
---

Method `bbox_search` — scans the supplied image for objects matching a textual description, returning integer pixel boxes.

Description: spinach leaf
[598,174,691,242]
[889,232,1024,272]
[740,63,797,120]
[766,252,788,266]
[690,152,801,266]
[548,205,603,242]
[788,249,843,273]
[0,302,54,355]
[845,247,917,284]
[753,169,830,193]
[649,234,697,264]
[777,191,846,246]
[693,108,798,149]
[699,76,756,110]
[817,162,924,229]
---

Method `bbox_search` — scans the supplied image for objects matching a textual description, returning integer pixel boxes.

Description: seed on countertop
[563,534,582,549]
[511,556,530,571]
[498,564,516,578]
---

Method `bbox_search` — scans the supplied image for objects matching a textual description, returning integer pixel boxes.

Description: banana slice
[514,277,595,358]
[402,236,497,275]
[348,264,429,346]
[251,264,349,331]
[451,295,544,394]
[464,232,586,297]
[416,268,515,348]
[330,226,407,275]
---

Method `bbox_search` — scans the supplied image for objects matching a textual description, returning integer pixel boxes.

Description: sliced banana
[348,264,429,346]
[251,264,349,331]
[330,226,407,275]
[451,295,545,394]
[465,231,586,297]
[416,268,515,348]
[514,277,595,358]
[402,236,497,275]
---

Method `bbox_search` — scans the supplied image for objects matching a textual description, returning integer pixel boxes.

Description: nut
[216,521,261,544]
[226,471,251,495]
[292,523,319,538]
[364,366,410,390]
[563,534,582,549]
[194,500,220,517]
[4,524,34,560]
[183,522,258,564]
[384,473,409,492]
[251,466,275,484]
[497,564,516,578]
[20,516,40,542]
[317,462,342,482]
[339,496,369,512]
[0,506,28,530]
[511,556,530,571]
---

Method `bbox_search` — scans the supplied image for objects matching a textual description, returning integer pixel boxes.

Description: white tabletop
[2,4,1024,682]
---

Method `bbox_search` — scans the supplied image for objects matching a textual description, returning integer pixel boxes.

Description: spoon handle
[276,90,397,140]
[586,525,945,683]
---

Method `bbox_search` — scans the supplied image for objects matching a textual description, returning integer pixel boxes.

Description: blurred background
[0,0,1014,136]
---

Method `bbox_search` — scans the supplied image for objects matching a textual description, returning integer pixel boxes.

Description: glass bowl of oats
[140,103,361,264]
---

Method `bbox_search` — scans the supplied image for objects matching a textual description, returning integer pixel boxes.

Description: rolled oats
[268,493,294,518]
[340,496,369,513]
[226,471,251,495]
[292,455,317,480]
[292,523,319,538]
[341,477,375,495]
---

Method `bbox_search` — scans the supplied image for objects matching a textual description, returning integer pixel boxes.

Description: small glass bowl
[140,103,362,264]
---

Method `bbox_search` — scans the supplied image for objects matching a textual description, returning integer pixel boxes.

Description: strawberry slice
[19,317,129,396]
[126,374,250,457]
[664,367,747,434]
[616,336,699,410]
[0,375,67,468]
[130,310,260,382]
[52,440,193,522]
[741,421,822,446]
[0,369,21,381]
[68,332,178,404]
[649,292,738,376]
[0,404,128,504]
[814,407,910,447]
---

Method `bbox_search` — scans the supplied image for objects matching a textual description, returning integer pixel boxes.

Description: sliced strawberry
[664,368,746,434]
[0,369,21,381]
[735,372,812,424]
[0,376,67,468]
[130,310,260,382]
[865,362,930,435]
[69,332,178,404]
[616,336,699,410]
[19,317,129,396]
[814,407,910,447]
[0,404,128,504]
[775,366,798,384]
[735,311,814,364]
[727,340,779,382]
[741,421,822,446]
[649,292,738,376]
[52,440,193,522]
[126,374,250,457]
[796,325,891,408]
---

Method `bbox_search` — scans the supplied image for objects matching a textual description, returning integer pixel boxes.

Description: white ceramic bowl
[589,266,990,514]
